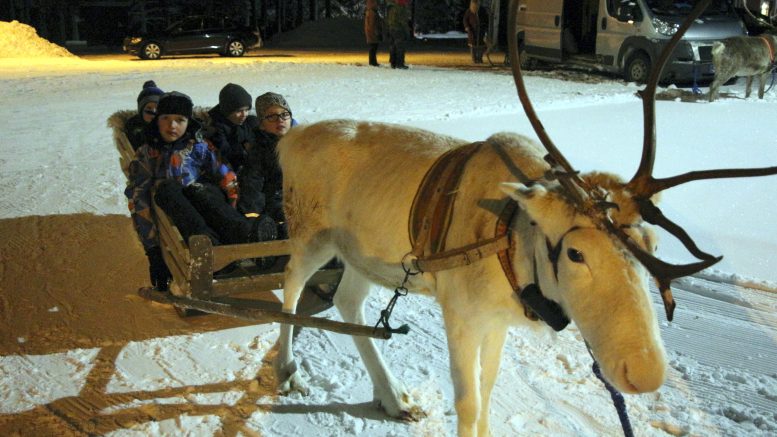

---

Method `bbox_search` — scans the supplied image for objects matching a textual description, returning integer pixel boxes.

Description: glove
[146,246,171,292]
[249,214,278,242]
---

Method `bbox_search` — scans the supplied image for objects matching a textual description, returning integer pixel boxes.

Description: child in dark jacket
[125,91,276,291]
[124,80,164,151]
[203,83,267,217]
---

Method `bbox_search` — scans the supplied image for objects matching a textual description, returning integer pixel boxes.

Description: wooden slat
[138,287,395,340]
[212,240,291,270]
[209,269,342,298]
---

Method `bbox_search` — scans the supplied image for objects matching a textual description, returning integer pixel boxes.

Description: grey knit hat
[255,92,291,117]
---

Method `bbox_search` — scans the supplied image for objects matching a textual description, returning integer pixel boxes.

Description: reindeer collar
[407,142,569,331]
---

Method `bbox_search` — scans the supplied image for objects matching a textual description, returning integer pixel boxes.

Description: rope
[692,62,702,95]
[766,65,777,94]
[591,360,635,437]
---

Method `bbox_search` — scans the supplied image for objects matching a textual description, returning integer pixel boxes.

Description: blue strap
[592,361,635,437]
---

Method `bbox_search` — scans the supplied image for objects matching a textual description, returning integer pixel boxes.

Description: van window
[644,0,733,16]
[608,0,643,22]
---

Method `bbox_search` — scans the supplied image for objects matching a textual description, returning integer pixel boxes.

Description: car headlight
[129,37,143,45]
[652,18,678,36]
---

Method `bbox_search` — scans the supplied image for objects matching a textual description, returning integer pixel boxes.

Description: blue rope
[692,63,702,95]
[592,361,635,437]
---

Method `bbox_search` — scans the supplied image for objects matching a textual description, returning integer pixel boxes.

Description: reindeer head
[503,0,777,393]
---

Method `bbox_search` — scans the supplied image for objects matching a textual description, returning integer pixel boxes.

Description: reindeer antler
[506,0,777,321]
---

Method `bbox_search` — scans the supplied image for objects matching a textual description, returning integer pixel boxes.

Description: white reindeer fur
[276,120,666,437]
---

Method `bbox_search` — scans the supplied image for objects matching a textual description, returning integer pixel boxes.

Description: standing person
[387,0,411,69]
[125,91,276,291]
[203,83,265,217]
[364,0,384,67]
[463,1,487,64]
[124,80,164,151]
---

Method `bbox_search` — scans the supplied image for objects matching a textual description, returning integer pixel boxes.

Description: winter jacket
[204,105,259,171]
[241,129,285,222]
[365,6,383,44]
[125,119,238,250]
[124,113,149,151]
[463,8,487,47]
[387,1,412,41]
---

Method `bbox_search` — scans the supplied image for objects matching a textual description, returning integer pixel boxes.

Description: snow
[1,20,776,437]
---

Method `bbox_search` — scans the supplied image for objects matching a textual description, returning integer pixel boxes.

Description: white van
[515,0,747,83]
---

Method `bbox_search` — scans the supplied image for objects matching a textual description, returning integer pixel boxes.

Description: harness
[403,142,569,331]
[758,35,776,64]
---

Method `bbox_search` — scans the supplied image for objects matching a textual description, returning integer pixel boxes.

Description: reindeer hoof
[275,360,310,395]
[377,394,426,421]
[278,370,310,396]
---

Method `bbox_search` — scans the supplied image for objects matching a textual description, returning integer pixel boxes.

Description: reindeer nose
[617,349,667,394]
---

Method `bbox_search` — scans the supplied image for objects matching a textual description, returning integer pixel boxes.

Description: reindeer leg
[334,268,424,420]
[708,74,725,102]
[443,307,484,437]
[745,75,754,98]
[275,241,334,395]
[758,72,767,99]
[477,326,508,437]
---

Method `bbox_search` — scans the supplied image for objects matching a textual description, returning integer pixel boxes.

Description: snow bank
[0,20,76,58]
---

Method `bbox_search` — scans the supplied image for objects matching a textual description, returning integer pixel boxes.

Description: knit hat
[255,92,291,117]
[156,91,194,119]
[219,83,252,115]
[137,80,164,115]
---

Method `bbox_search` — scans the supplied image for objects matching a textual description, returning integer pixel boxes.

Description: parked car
[123,15,262,60]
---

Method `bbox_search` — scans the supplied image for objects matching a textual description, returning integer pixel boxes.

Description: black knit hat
[219,83,252,114]
[156,91,194,119]
[137,80,164,115]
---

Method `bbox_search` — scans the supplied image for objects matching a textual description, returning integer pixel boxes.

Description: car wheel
[624,52,651,84]
[140,42,162,60]
[226,40,245,57]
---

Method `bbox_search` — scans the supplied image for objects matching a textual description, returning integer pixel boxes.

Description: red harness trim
[758,35,775,63]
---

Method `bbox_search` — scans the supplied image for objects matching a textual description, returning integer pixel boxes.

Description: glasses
[143,109,157,116]
[262,111,291,122]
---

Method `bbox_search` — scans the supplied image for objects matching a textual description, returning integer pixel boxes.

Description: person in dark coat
[364,0,384,67]
[387,0,412,69]
[203,83,265,216]
[463,1,488,64]
[125,91,276,291]
[245,92,296,235]
[124,80,164,150]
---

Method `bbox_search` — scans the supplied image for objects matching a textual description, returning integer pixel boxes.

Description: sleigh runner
[109,109,396,339]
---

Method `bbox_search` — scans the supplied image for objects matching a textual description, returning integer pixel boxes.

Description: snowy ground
[1,20,776,437]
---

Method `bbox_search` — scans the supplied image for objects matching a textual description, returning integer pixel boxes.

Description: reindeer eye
[567,248,585,263]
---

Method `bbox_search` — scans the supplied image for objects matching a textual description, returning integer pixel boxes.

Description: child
[125,91,276,291]
[124,80,164,150]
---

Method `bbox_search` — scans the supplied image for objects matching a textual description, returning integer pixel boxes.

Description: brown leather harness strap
[409,142,485,258]
[405,141,540,321]
[759,35,775,63]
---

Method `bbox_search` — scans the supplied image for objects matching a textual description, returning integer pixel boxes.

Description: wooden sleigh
[108,109,395,339]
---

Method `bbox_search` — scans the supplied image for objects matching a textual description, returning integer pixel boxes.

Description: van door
[516,0,564,61]
[597,0,642,68]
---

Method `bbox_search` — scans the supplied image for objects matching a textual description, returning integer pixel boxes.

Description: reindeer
[273,2,777,436]
[709,33,777,101]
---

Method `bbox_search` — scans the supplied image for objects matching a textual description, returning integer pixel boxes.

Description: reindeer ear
[500,182,557,222]
[500,182,547,200]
